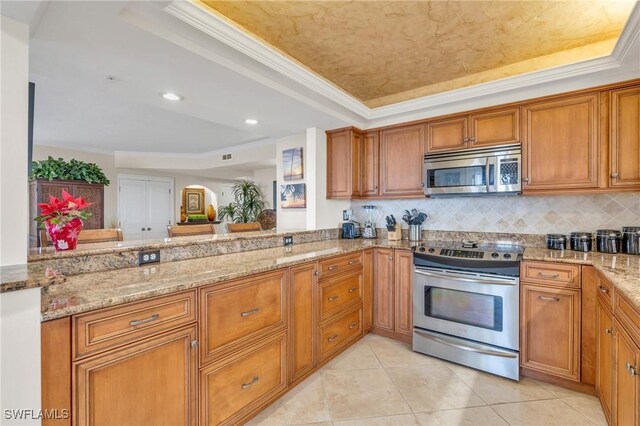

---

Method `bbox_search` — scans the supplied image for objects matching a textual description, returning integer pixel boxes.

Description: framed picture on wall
[283,147,303,181]
[280,183,306,208]
[183,187,205,215]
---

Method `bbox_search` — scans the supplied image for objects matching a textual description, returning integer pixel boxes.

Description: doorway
[118,175,174,240]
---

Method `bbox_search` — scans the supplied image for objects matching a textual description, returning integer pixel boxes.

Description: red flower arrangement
[35,190,93,251]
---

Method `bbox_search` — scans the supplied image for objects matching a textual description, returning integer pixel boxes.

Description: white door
[118,177,174,241]
[220,184,235,222]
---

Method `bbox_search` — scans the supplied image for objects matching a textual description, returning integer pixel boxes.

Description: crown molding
[165,0,640,124]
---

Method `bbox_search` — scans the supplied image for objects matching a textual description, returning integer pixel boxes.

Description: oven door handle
[414,330,518,359]
[414,269,517,286]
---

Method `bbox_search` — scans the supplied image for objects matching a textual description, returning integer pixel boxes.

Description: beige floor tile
[323,369,411,421]
[446,364,555,405]
[562,395,608,426]
[366,338,444,368]
[491,399,594,426]
[333,414,419,425]
[322,341,383,372]
[387,365,486,413]
[291,423,334,426]
[247,374,331,426]
[414,406,509,425]
[362,332,388,342]
[535,380,587,398]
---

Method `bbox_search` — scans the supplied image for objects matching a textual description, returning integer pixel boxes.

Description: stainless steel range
[412,242,522,380]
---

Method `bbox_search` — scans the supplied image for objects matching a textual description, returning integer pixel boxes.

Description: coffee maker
[340,209,361,239]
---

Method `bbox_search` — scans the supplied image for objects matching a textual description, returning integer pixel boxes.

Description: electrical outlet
[139,250,160,266]
[283,235,293,246]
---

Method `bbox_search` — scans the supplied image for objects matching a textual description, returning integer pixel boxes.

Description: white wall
[252,167,276,209]
[276,133,307,231]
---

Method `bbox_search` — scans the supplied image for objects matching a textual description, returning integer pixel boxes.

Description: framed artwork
[280,183,306,208]
[283,147,303,181]
[182,187,205,215]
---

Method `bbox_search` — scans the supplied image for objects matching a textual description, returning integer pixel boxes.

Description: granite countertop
[26,238,640,322]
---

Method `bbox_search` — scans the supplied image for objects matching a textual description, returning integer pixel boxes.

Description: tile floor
[248,333,607,426]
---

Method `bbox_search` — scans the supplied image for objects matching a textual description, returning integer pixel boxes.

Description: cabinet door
[394,250,413,337]
[610,86,640,188]
[361,132,380,196]
[363,249,374,332]
[596,300,614,423]
[614,321,640,426]
[522,94,599,191]
[373,248,395,332]
[74,325,197,426]
[380,124,425,197]
[425,116,468,152]
[289,262,317,383]
[327,129,360,198]
[520,284,581,381]
[469,107,519,147]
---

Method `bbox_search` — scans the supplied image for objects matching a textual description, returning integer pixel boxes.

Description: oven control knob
[428,248,435,253]
[503,253,512,259]
[491,252,499,258]
[419,247,425,252]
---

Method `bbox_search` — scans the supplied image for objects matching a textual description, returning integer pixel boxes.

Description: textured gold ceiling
[199,1,635,107]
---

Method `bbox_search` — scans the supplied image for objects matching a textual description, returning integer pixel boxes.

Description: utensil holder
[388,225,402,241]
[409,224,423,242]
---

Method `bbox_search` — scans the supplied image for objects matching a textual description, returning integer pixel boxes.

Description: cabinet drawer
[319,306,362,361]
[320,271,362,320]
[200,269,287,364]
[596,273,614,310]
[521,261,580,288]
[614,290,640,348]
[319,252,362,279]
[200,332,287,426]
[73,290,196,359]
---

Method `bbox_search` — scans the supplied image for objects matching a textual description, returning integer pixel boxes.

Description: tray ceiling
[199,0,636,107]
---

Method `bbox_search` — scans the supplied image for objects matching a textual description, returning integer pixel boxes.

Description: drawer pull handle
[537,272,560,279]
[328,295,339,302]
[348,321,358,329]
[627,363,638,376]
[241,376,259,389]
[328,266,338,271]
[328,334,339,342]
[605,328,612,334]
[348,259,358,265]
[241,307,259,317]
[598,286,609,294]
[348,287,358,293]
[129,313,159,327]
[538,295,560,302]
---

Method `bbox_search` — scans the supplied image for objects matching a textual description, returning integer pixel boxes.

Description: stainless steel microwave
[423,144,521,196]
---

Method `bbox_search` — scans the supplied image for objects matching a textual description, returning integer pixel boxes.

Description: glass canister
[596,230,623,253]
[569,232,593,252]
[622,226,640,255]
[546,234,567,251]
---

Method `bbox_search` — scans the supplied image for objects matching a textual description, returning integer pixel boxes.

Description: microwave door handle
[485,157,490,193]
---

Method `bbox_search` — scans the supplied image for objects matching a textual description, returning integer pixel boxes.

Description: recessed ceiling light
[244,118,259,125]
[160,92,183,101]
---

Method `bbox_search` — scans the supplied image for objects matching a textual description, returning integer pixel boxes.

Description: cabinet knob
[389,256,393,261]
[421,183,425,188]
[604,328,611,334]
[522,177,529,183]
[469,137,476,142]
[190,340,198,348]
[611,172,619,179]
[463,137,469,143]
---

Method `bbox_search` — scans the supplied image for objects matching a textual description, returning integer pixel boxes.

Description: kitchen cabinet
[614,319,640,426]
[609,85,640,189]
[372,248,413,341]
[379,124,425,197]
[288,262,317,383]
[361,131,380,196]
[425,116,468,152]
[596,298,614,424]
[521,93,600,192]
[581,266,598,386]
[520,283,581,381]
[75,325,198,426]
[363,249,374,332]
[326,128,362,199]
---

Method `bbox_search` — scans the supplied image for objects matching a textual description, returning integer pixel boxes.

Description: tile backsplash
[351,193,640,235]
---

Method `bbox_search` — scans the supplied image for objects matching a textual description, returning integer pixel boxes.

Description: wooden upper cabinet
[361,131,380,197]
[469,107,520,148]
[522,93,600,191]
[326,128,361,199]
[425,116,467,152]
[380,124,425,197]
[610,86,640,188]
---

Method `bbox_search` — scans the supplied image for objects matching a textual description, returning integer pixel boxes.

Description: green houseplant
[31,156,110,185]
[218,180,265,223]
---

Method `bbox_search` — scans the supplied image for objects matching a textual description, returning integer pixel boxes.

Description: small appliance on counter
[340,209,361,239]
[596,229,623,253]
[361,205,378,239]
[622,226,640,255]
[569,232,593,252]
[546,234,567,251]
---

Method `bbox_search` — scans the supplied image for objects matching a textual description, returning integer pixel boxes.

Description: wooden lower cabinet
[393,250,413,338]
[520,283,581,381]
[596,298,614,424]
[200,331,288,426]
[74,325,198,426]
[319,306,362,361]
[288,262,318,383]
[372,248,395,333]
[363,249,374,332]
[614,319,640,426]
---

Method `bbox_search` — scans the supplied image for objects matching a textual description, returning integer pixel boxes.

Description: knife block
[388,226,402,241]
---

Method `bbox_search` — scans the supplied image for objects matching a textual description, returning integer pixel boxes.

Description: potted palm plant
[218,180,265,223]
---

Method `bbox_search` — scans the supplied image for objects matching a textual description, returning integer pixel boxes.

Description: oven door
[424,156,495,196]
[413,267,519,350]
